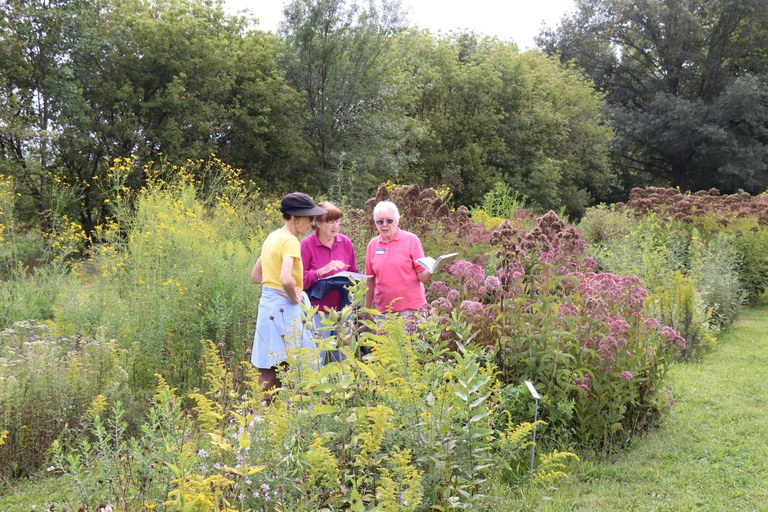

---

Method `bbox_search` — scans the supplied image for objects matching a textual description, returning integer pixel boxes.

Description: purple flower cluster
[445,260,486,295]
[575,373,591,391]
[660,326,687,350]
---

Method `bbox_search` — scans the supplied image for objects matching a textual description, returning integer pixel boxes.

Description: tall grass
[0,321,130,478]
[53,158,273,393]
[0,158,278,478]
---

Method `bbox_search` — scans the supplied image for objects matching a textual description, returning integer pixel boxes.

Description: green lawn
[520,306,768,511]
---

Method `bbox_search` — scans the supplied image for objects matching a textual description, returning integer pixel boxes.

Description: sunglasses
[375,218,395,225]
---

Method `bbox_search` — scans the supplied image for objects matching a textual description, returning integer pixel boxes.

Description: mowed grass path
[527,306,768,512]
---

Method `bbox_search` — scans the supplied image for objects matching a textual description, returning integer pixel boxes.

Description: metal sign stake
[524,380,540,478]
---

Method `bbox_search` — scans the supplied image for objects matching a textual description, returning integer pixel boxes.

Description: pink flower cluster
[445,260,486,295]
[428,280,463,314]
[459,300,485,320]
[575,373,591,391]
[660,326,687,350]
[574,272,649,319]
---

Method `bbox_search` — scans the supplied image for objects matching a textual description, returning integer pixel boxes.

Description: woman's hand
[318,260,349,277]
[278,286,301,304]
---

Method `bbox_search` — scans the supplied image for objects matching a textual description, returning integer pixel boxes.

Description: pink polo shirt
[365,229,426,313]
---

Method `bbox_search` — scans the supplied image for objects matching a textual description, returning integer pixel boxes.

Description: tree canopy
[0,0,306,232]
[538,0,768,193]
[396,32,615,214]
[11,0,764,232]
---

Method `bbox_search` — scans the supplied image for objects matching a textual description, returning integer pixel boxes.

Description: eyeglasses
[375,218,395,225]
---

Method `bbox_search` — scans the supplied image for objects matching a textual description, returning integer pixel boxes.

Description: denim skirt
[251,287,317,369]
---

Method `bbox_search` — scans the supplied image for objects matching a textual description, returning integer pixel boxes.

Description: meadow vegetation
[517,306,768,511]
[1,161,767,510]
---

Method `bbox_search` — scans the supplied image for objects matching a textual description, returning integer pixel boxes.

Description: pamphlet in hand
[415,252,458,274]
[320,270,372,281]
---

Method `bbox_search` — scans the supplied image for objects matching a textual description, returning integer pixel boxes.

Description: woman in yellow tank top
[250,192,326,402]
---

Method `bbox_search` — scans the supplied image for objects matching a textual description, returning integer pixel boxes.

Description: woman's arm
[416,269,432,284]
[364,276,375,309]
[280,255,300,303]
[250,257,263,284]
[364,241,374,309]
[301,241,319,289]
[413,235,431,284]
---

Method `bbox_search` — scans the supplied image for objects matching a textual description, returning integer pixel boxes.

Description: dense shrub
[623,187,768,226]
[0,321,131,479]
[428,211,685,452]
[620,187,768,305]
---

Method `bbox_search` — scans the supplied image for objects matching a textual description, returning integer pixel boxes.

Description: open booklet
[415,252,458,274]
[319,270,372,281]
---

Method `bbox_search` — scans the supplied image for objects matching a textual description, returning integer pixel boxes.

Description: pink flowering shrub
[425,210,685,452]
[348,187,691,452]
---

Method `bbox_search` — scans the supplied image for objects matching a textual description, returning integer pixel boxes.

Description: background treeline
[3,0,766,238]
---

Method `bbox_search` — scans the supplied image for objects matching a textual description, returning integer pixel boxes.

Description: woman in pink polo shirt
[364,200,433,316]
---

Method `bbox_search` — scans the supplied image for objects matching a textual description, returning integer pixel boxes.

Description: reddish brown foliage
[621,187,768,227]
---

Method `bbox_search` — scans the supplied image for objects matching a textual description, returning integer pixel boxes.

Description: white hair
[373,200,400,221]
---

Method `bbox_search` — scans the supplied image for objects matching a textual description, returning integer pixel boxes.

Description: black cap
[279,192,326,217]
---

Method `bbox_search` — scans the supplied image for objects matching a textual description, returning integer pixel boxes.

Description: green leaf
[311,405,341,417]
[470,409,492,423]
[469,395,489,409]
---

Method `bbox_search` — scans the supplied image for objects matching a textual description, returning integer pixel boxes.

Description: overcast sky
[223,0,575,50]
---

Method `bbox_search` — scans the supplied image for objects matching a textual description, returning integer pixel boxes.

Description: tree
[279,0,413,201]
[538,0,768,193]
[1,0,307,234]
[397,31,616,216]
[0,0,84,231]
[66,0,310,213]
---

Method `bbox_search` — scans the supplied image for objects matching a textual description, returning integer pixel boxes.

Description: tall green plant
[0,321,130,479]
[476,181,528,220]
[691,231,746,325]
[732,227,768,305]
[447,345,495,510]
[54,158,265,395]
[646,272,717,361]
